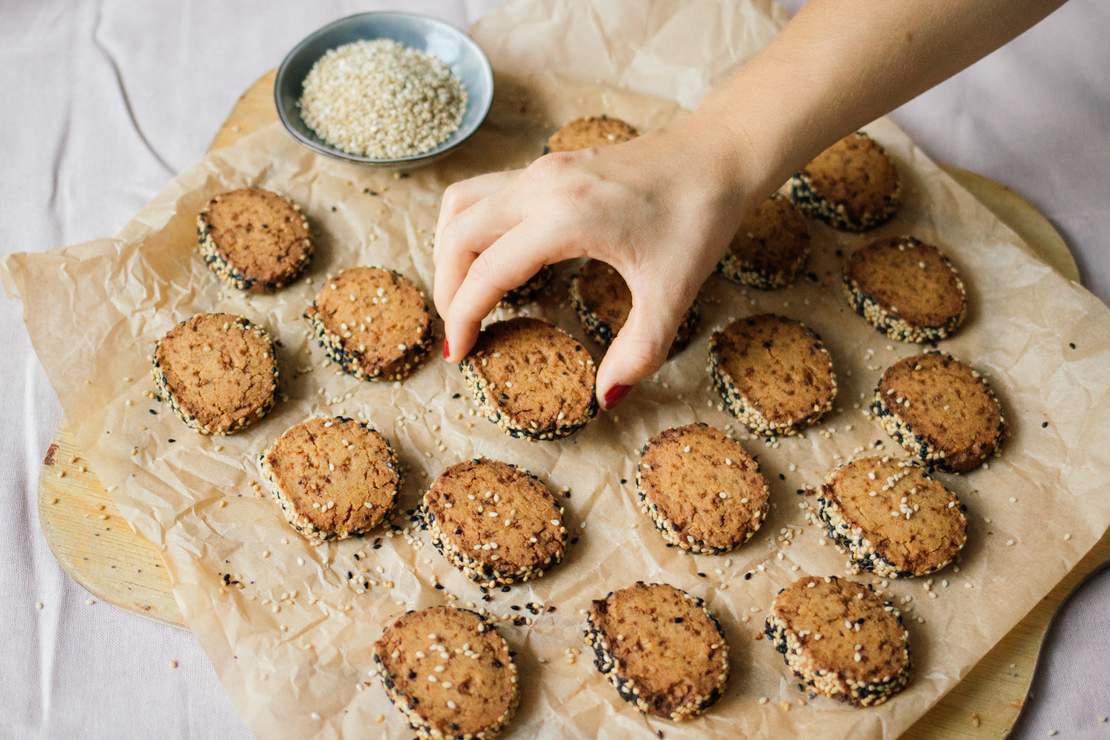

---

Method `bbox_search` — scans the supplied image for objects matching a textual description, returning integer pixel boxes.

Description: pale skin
[434,0,1065,409]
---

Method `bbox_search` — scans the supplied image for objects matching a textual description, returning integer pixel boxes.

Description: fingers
[433,186,523,319]
[595,283,690,409]
[434,170,517,251]
[443,221,562,362]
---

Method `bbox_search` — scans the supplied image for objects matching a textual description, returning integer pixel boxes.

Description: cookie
[197,188,313,292]
[501,265,553,306]
[872,352,1005,472]
[843,236,967,342]
[718,193,810,289]
[305,266,433,382]
[151,312,278,435]
[373,606,519,739]
[811,456,967,578]
[790,132,901,232]
[259,416,400,543]
[636,423,770,554]
[569,259,698,354]
[546,115,638,153]
[584,582,729,720]
[459,317,598,440]
[764,575,911,707]
[708,314,837,437]
[423,458,567,586]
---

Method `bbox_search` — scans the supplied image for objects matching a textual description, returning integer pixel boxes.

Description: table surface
[2,1,1108,739]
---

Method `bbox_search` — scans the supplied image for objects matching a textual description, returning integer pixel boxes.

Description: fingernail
[442,339,451,360]
[603,384,630,409]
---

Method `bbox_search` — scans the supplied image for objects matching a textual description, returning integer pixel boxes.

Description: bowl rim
[273,10,494,166]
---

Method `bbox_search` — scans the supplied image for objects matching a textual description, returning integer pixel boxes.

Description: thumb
[595,286,689,410]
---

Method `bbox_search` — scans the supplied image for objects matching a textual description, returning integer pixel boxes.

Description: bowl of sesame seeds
[274,12,493,169]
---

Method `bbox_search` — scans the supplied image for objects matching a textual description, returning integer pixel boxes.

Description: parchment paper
[4,1,1110,738]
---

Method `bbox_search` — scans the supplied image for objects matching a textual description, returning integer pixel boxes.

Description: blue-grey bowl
[274,11,494,169]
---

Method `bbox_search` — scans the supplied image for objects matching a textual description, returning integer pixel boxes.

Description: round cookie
[423,458,567,586]
[636,423,770,554]
[718,193,810,289]
[708,314,837,437]
[259,416,400,543]
[151,312,278,435]
[764,575,911,707]
[459,317,598,440]
[197,188,313,292]
[872,353,1005,473]
[569,259,699,355]
[546,115,638,153]
[584,582,729,720]
[844,236,967,342]
[812,456,967,578]
[790,131,901,232]
[501,265,553,306]
[373,606,519,739]
[305,266,433,382]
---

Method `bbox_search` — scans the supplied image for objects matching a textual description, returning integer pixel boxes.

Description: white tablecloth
[1,1,1106,737]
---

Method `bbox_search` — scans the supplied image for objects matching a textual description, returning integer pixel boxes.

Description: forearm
[693,0,1066,197]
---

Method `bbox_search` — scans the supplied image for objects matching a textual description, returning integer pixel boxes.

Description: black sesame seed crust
[258,416,400,544]
[196,194,313,292]
[500,265,553,306]
[150,315,279,435]
[372,608,520,739]
[568,269,699,355]
[789,132,901,232]
[583,583,729,720]
[842,237,967,343]
[716,255,798,290]
[764,577,912,707]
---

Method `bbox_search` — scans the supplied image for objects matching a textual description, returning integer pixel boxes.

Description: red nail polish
[603,384,630,409]
[442,340,450,360]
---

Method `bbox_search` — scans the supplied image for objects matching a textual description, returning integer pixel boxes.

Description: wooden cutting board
[38,69,1102,739]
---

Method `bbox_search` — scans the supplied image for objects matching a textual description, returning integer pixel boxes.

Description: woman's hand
[433,116,761,409]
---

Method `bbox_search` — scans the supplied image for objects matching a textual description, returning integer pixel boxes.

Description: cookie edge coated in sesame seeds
[789,131,901,232]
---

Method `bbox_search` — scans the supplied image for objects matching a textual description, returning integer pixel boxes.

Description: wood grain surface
[37,69,1102,739]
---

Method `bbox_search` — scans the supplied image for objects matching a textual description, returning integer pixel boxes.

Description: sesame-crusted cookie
[636,423,770,554]
[151,312,278,435]
[844,236,967,342]
[569,259,698,354]
[197,188,313,292]
[790,132,901,232]
[584,582,729,720]
[719,193,810,289]
[501,265,553,306]
[373,606,519,739]
[708,314,837,437]
[305,266,433,382]
[811,456,967,578]
[764,575,911,707]
[546,115,638,153]
[459,317,598,440]
[872,352,1005,473]
[259,416,400,543]
[423,458,567,586]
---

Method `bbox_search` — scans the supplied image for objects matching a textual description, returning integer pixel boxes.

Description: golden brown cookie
[790,132,901,231]
[764,575,911,707]
[844,236,967,342]
[151,312,278,435]
[569,259,698,354]
[708,314,837,437]
[259,416,400,543]
[872,353,1005,472]
[546,115,638,153]
[373,606,519,739]
[423,458,567,586]
[812,456,967,577]
[459,317,598,440]
[719,193,810,289]
[197,188,313,292]
[584,582,729,720]
[305,266,433,382]
[636,423,770,554]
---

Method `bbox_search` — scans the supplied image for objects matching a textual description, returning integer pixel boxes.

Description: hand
[433,116,757,409]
